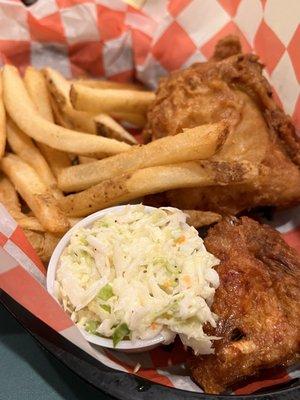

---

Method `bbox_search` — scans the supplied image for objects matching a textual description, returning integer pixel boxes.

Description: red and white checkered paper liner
[0,0,300,395]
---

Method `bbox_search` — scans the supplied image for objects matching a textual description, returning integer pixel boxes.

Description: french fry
[0,175,79,231]
[49,96,73,128]
[63,106,96,134]
[23,214,80,261]
[23,229,61,262]
[23,66,71,176]
[0,71,6,159]
[0,175,46,231]
[184,210,222,228]
[60,160,259,217]
[44,68,96,134]
[45,69,144,131]
[20,216,79,232]
[78,156,98,164]
[94,114,138,144]
[110,111,146,128]
[6,119,62,198]
[14,214,78,232]
[70,83,155,114]
[16,216,45,231]
[43,67,71,107]
[58,122,228,192]
[0,175,21,214]
[1,153,70,234]
[50,96,96,143]
[41,147,71,178]
[31,68,96,134]
[2,65,131,156]
[24,66,54,121]
[72,79,145,91]
[76,152,107,163]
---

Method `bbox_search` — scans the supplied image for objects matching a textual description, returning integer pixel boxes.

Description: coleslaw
[55,205,220,354]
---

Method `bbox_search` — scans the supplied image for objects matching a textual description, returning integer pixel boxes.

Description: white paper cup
[47,205,165,352]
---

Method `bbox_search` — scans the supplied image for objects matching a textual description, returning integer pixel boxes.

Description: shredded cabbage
[55,205,220,353]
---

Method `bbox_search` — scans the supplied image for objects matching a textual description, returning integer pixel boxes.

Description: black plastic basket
[1,289,299,400]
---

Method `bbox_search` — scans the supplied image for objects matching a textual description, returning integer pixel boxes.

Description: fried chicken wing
[144,37,300,214]
[188,217,300,394]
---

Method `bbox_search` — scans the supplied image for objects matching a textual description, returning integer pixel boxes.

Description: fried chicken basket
[0,0,299,398]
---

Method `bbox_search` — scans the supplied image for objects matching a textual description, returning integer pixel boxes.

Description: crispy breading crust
[144,36,300,214]
[188,217,300,394]
[212,52,300,166]
[147,50,300,166]
[211,35,242,61]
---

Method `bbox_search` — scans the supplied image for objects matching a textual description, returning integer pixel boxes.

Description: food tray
[0,0,299,398]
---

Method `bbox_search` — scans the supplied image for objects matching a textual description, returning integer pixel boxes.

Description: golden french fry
[24,66,54,121]
[1,153,70,234]
[0,174,78,232]
[19,215,79,232]
[111,111,146,128]
[110,111,146,128]
[22,67,71,176]
[60,160,259,217]
[184,210,222,228]
[50,95,96,143]
[0,175,21,214]
[0,175,44,230]
[0,175,45,230]
[70,83,155,114]
[41,150,71,178]
[78,156,98,164]
[6,119,62,198]
[40,148,71,178]
[16,215,45,231]
[94,114,137,144]
[44,67,145,133]
[49,96,73,128]
[58,122,228,192]
[24,229,61,262]
[0,71,6,159]
[43,67,71,107]
[44,68,96,134]
[63,106,96,134]
[45,69,143,132]
[71,79,145,91]
[18,213,79,232]
[2,66,130,156]
[23,214,80,261]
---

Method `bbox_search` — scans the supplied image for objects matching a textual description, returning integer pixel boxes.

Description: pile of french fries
[0,65,257,262]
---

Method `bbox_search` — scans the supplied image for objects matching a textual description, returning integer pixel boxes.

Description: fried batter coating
[188,217,300,394]
[144,37,300,214]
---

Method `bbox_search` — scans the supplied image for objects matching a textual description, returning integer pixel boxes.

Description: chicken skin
[144,37,300,215]
[188,217,300,394]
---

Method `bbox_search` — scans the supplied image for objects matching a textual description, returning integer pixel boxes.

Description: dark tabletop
[0,304,114,400]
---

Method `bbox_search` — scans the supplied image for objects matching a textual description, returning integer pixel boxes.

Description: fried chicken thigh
[144,37,300,214]
[188,217,300,394]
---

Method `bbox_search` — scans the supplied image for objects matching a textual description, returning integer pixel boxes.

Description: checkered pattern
[0,0,300,395]
[135,0,300,125]
[0,0,298,128]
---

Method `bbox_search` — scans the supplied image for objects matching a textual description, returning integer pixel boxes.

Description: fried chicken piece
[188,217,300,394]
[184,209,222,228]
[211,34,242,61]
[144,37,300,214]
